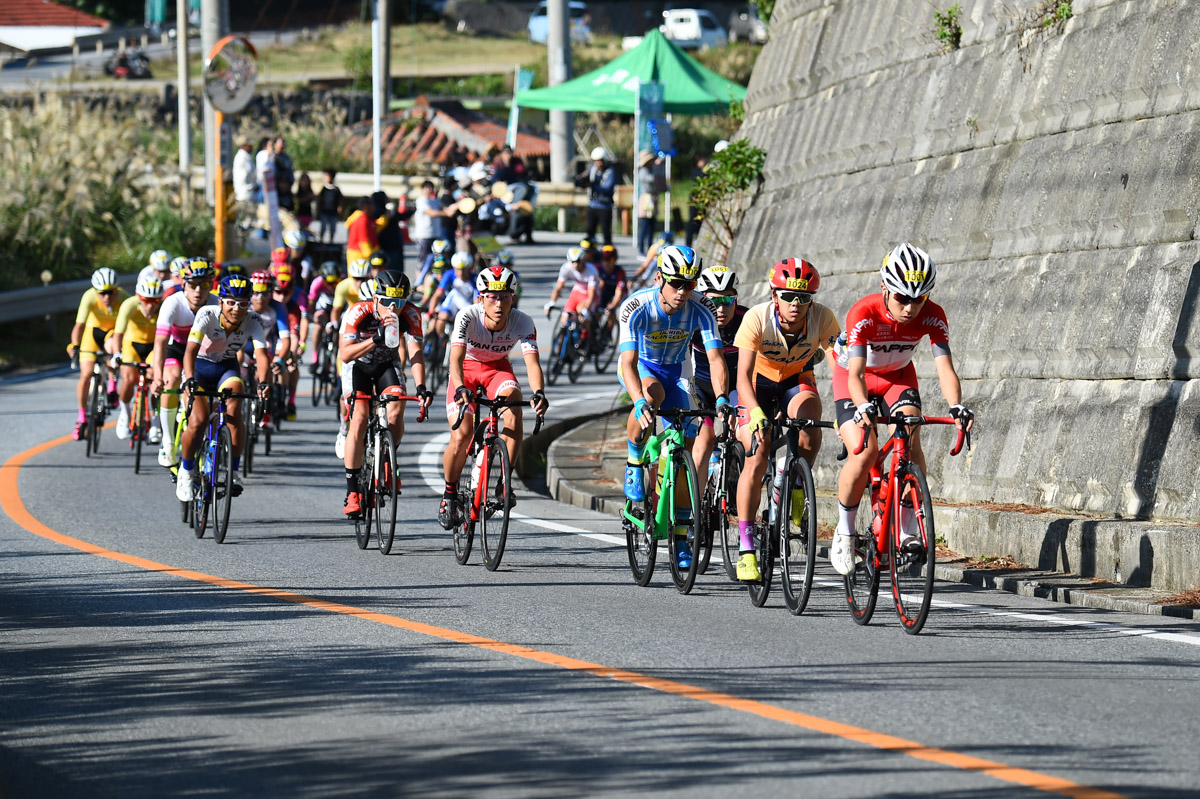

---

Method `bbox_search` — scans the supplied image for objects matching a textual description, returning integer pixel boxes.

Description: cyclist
[68,268,129,440]
[331,258,372,330]
[732,259,840,581]
[687,264,747,485]
[544,247,599,332]
[428,251,477,340]
[630,230,675,286]
[271,259,309,420]
[416,238,452,285]
[164,256,189,298]
[338,270,433,518]
[417,253,450,312]
[111,274,165,442]
[307,260,342,372]
[248,270,293,427]
[439,264,547,529]
[139,249,172,286]
[153,258,218,466]
[829,243,974,576]
[175,275,272,502]
[284,228,314,286]
[366,249,390,278]
[617,245,729,570]
[595,243,628,345]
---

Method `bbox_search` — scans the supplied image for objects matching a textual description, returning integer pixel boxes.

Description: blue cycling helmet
[658,231,675,246]
[219,274,253,300]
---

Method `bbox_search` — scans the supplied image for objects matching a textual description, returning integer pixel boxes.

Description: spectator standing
[636,150,660,257]
[491,144,527,184]
[274,137,295,212]
[232,139,258,231]
[316,169,343,243]
[576,146,616,245]
[295,172,315,229]
[345,197,379,267]
[413,180,455,266]
[373,191,407,274]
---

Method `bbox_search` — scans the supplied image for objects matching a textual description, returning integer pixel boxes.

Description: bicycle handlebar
[747,416,836,457]
[377,393,429,423]
[853,414,969,456]
[452,386,545,434]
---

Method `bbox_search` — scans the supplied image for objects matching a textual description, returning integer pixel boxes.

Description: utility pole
[200,0,228,207]
[176,0,190,207]
[547,0,572,231]
[372,0,386,191]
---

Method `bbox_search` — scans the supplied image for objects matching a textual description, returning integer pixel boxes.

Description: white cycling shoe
[158,446,173,468]
[115,407,130,440]
[175,467,194,502]
[148,420,162,444]
[334,429,347,460]
[830,523,857,576]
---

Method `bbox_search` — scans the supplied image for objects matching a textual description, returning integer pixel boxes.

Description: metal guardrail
[0,274,137,325]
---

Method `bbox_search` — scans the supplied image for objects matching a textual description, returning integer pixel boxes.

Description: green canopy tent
[515,29,747,242]
[515,29,747,115]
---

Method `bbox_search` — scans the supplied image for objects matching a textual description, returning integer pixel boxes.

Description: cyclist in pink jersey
[829,243,974,576]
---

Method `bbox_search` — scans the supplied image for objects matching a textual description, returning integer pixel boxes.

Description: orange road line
[0,434,1127,799]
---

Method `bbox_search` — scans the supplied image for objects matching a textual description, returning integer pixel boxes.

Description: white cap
[714,140,730,153]
[590,146,608,161]
[468,161,489,183]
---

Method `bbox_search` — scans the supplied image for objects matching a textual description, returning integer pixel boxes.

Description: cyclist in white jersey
[544,246,599,327]
[429,251,477,340]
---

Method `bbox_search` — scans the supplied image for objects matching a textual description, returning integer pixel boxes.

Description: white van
[659,8,727,50]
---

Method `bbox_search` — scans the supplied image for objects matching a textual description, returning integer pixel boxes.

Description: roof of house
[0,0,109,28]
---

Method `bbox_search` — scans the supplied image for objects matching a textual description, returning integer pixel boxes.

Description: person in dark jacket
[575,147,617,245]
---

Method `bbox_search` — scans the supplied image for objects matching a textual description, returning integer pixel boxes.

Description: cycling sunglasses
[707,294,737,306]
[775,291,813,305]
[665,278,696,291]
[221,298,250,309]
[97,289,115,296]
[890,292,928,306]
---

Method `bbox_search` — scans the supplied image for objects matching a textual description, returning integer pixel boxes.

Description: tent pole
[664,113,672,237]
[633,79,640,254]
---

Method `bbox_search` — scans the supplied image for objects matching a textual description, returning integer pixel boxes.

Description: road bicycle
[118,360,157,474]
[348,389,427,555]
[310,326,339,408]
[745,415,836,612]
[182,386,256,545]
[241,362,277,475]
[591,309,620,374]
[845,404,969,634]
[545,307,589,385]
[82,357,113,458]
[450,387,544,571]
[621,407,714,594]
[701,417,745,582]
[421,316,449,395]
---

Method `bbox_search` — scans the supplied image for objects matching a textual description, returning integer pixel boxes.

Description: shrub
[690,138,766,260]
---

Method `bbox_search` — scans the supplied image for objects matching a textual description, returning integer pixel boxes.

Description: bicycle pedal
[231,483,244,498]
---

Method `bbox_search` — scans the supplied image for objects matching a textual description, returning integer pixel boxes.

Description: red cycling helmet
[271,262,294,288]
[767,258,820,294]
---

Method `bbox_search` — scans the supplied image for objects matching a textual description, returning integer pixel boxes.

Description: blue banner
[507,68,536,148]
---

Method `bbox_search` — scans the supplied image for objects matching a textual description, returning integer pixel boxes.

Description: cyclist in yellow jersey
[731,259,840,581]
[111,275,164,442]
[68,268,129,440]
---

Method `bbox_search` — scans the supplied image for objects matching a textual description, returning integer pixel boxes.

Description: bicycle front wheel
[891,463,936,634]
[546,327,567,386]
[567,328,587,383]
[310,366,323,407]
[625,493,657,586]
[480,442,513,571]
[243,400,257,476]
[667,450,702,595]
[213,425,234,544]
[747,517,774,608]
[844,492,880,625]
[452,474,474,565]
[133,390,145,474]
[355,439,375,550]
[781,456,819,615]
[374,430,398,554]
[193,433,212,539]
[86,374,104,457]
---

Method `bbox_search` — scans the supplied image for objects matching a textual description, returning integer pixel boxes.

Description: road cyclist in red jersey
[829,242,975,576]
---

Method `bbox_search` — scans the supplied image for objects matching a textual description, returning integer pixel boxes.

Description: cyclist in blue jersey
[617,244,731,570]
[416,239,453,286]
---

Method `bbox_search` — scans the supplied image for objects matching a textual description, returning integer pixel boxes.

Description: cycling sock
[738,519,754,552]
[160,391,178,448]
[288,388,297,404]
[232,456,240,472]
[77,407,87,423]
[181,457,195,471]
[444,481,456,495]
[838,502,858,534]
[119,400,131,416]
[346,468,360,493]
[627,440,644,465]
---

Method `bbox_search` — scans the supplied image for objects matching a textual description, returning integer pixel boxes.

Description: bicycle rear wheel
[310,367,322,407]
[844,493,880,625]
[193,431,212,539]
[667,451,702,594]
[452,472,474,565]
[593,321,618,373]
[781,457,819,615]
[567,328,587,383]
[696,485,715,576]
[374,430,399,554]
[86,373,104,457]
[891,463,936,634]
[213,425,234,544]
[243,399,257,476]
[480,442,513,571]
[546,327,567,386]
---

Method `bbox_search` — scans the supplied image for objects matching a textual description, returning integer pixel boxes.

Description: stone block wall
[718,0,1200,522]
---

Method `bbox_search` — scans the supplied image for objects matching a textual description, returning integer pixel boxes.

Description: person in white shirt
[232,140,258,233]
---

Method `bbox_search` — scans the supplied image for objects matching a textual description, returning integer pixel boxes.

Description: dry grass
[1155,588,1200,608]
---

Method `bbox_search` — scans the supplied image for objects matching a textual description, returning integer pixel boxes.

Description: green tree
[690,137,766,260]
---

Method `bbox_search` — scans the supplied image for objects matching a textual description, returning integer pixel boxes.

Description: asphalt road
[2,233,1199,798]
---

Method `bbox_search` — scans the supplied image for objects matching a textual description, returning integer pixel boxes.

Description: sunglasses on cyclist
[665,279,696,291]
[707,294,737,306]
[890,292,927,306]
[97,289,115,296]
[482,291,513,302]
[775,291,813,305]
[221,298,250,309]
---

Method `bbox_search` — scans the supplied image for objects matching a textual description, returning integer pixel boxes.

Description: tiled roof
[345,96,550,168]
[0,0,109,28]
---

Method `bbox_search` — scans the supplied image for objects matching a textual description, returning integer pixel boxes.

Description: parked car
[728,3,768,44]
[659,8,727,50]
[528,1,591,45]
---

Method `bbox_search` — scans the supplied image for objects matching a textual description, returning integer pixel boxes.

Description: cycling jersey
[449,305,538,363]
[247,300,292,355]
[156,292,218,345]
[307,276,337,314]
[114,296,157,345]
[341,300,422,366]
[332,278,359,312]
[162,279,183,299]
[278,285,309,319]
[690,304,747,384]
[735,300,840,383]
[618,287,721,367]
[596,265,627,306]
[437,270,477,317]
[834,293,950,373]
[75,287,128,332]
[557,261,600,290]
[189,306,268,362]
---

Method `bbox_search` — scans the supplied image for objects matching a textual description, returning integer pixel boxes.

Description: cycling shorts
[445,358,518,422]
[736,372,817,427]
[342,360,405,402]
[563,285,597,315]
[194,357,243,394]
[620,359,698,436]
[122,340,154,365]
[79,326,111,360]
[831,360,921,427]
[691,378,738,428]
[164,339,187,368]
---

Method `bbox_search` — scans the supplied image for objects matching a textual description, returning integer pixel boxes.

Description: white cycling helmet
[657,245,702,280]
[450,251,474,270]
[880,242,936,298]
[566,247,584,263]
[169,256,188,277]
[91,267,118,292]
[348,258,371,279]
[697,264,738,294]
[590,146,609,161]
[357,278,379,302]
[283,228,306,249]
[431,239,451,255]
[136,275,164,300]
[149,249,171,272]
[475,265,518,293]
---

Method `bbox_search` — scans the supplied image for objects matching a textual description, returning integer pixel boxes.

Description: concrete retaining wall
[715,0,1200,528]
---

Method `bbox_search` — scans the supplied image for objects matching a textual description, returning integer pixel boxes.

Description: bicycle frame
[453,387,543,524]
[622,408,715,539]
